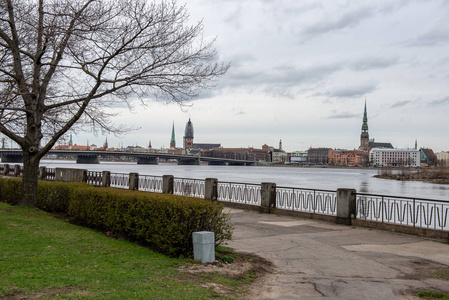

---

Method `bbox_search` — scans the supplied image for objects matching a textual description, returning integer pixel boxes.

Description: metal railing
[276,186,337,216]
[110,172,130,189]
[217,181,261,206]
[173,177,205,198]
[45,168,56,181]
[86,171,103,186]
[139,174,163,193]
[356,193,449,231]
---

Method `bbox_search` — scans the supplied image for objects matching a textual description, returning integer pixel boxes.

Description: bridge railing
[139,175,163,193]
[217,181,261,206]
[356,193,449,231]
[110,172,130,189]
[86,171,103,187]
[276,186,337,216]
[173,177,205,198]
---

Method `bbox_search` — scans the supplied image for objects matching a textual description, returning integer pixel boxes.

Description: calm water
[38,160,449,201]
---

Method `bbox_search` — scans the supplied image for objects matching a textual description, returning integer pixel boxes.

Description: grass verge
[416,291,449,299]
[0,203,261,299]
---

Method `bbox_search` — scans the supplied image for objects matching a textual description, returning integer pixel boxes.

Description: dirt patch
[178,251,274,299]
[1,287,87,299]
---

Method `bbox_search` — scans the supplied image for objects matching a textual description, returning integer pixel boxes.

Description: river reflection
[39,160,449,201]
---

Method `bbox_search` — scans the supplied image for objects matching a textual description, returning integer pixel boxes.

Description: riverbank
[374,168,449,185]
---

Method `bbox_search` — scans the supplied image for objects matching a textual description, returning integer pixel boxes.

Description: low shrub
[0,178,233,257]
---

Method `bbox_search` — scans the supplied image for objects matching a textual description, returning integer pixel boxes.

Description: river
[38,160,449,201]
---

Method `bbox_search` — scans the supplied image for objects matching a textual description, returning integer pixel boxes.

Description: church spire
[360,98,369,149]
[170,122,176,149]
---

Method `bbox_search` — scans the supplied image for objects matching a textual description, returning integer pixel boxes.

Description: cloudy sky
[78,0,449,152]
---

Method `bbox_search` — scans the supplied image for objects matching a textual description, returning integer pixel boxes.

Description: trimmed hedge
[0,178,233,257]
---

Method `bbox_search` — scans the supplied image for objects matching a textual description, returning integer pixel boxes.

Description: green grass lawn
[0,203,241,299]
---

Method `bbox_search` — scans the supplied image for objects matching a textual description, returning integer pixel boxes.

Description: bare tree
[0,0,229,205]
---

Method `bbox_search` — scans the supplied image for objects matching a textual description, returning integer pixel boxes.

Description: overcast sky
[76,0,449,152]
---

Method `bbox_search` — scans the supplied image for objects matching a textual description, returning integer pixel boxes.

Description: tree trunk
[19,152,40,206]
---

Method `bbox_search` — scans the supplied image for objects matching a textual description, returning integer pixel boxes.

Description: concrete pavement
[225,208,449,300]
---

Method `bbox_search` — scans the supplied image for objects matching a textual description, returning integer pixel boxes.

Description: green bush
[0,178,233,257]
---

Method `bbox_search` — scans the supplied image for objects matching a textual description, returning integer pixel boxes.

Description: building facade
[183,118,194,150]
[370,148,420,167]
[307,148,333,165]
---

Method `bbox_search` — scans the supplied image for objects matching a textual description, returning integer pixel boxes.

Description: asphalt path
[226,208,449,300]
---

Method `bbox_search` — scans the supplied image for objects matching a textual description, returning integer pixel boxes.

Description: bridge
[0,149,255,166]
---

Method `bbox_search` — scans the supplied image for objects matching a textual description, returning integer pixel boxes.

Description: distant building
[193,143,221,151]
[437,151,449,166]
[204,146,269,162]
[370,148,420,167]
[359,100,393,152]
[308,148,333,164]
[420,148,437,166]
[330,149,365,166]
[290,150,308,164]
[269,140,288,163]
[183,118,194,150]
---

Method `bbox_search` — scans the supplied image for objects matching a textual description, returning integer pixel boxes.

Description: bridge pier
[76,154,100,164]
[208,161,227,166]
[1,153,23,163]
[177,158,200,165]
[137,157,159,164]
[228,161,246,166]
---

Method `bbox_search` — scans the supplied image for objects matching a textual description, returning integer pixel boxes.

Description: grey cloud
[428,96,449,106]
[350,56,399,71]
[326,112,359,119]
[320,82,378,99]
[404,24,449,47]
[301,6,374,38]
[221,62,344,94]
[390,100,411,108]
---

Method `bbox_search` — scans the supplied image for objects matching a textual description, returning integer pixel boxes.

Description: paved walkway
[225,208,449,300]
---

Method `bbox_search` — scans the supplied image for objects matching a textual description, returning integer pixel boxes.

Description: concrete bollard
[336,188,357,225]
[3,164,9,176]
[102,171,111,187]
[162,175,174,194]
[129,172,139,190]
[260,182,276,213]
[205,178,218,201]
[14,164,21,177]
[193,231,215,263]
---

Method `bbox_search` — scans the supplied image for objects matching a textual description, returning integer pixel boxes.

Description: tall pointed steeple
[170,122,176,149]
[360,98,369,149]
[69,134,73,146]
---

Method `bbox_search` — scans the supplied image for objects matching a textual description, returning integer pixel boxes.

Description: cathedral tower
[183,118,194,150]
[360,100,369,149]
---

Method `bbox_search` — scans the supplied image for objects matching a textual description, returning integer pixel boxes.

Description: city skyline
[69,1,449,152]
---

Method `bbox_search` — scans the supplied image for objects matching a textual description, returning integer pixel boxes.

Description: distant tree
[0,0,229,206]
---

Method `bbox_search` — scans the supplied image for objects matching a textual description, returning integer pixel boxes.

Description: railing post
[205,178,218,201]
[102,171,111,187]
[38,166,47,180]
[162,175,174,194]
[14,164,21,177]
[129,172,139,190]
[3,164,9,176]
[260,182,276,213]
[336,188,357,225]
